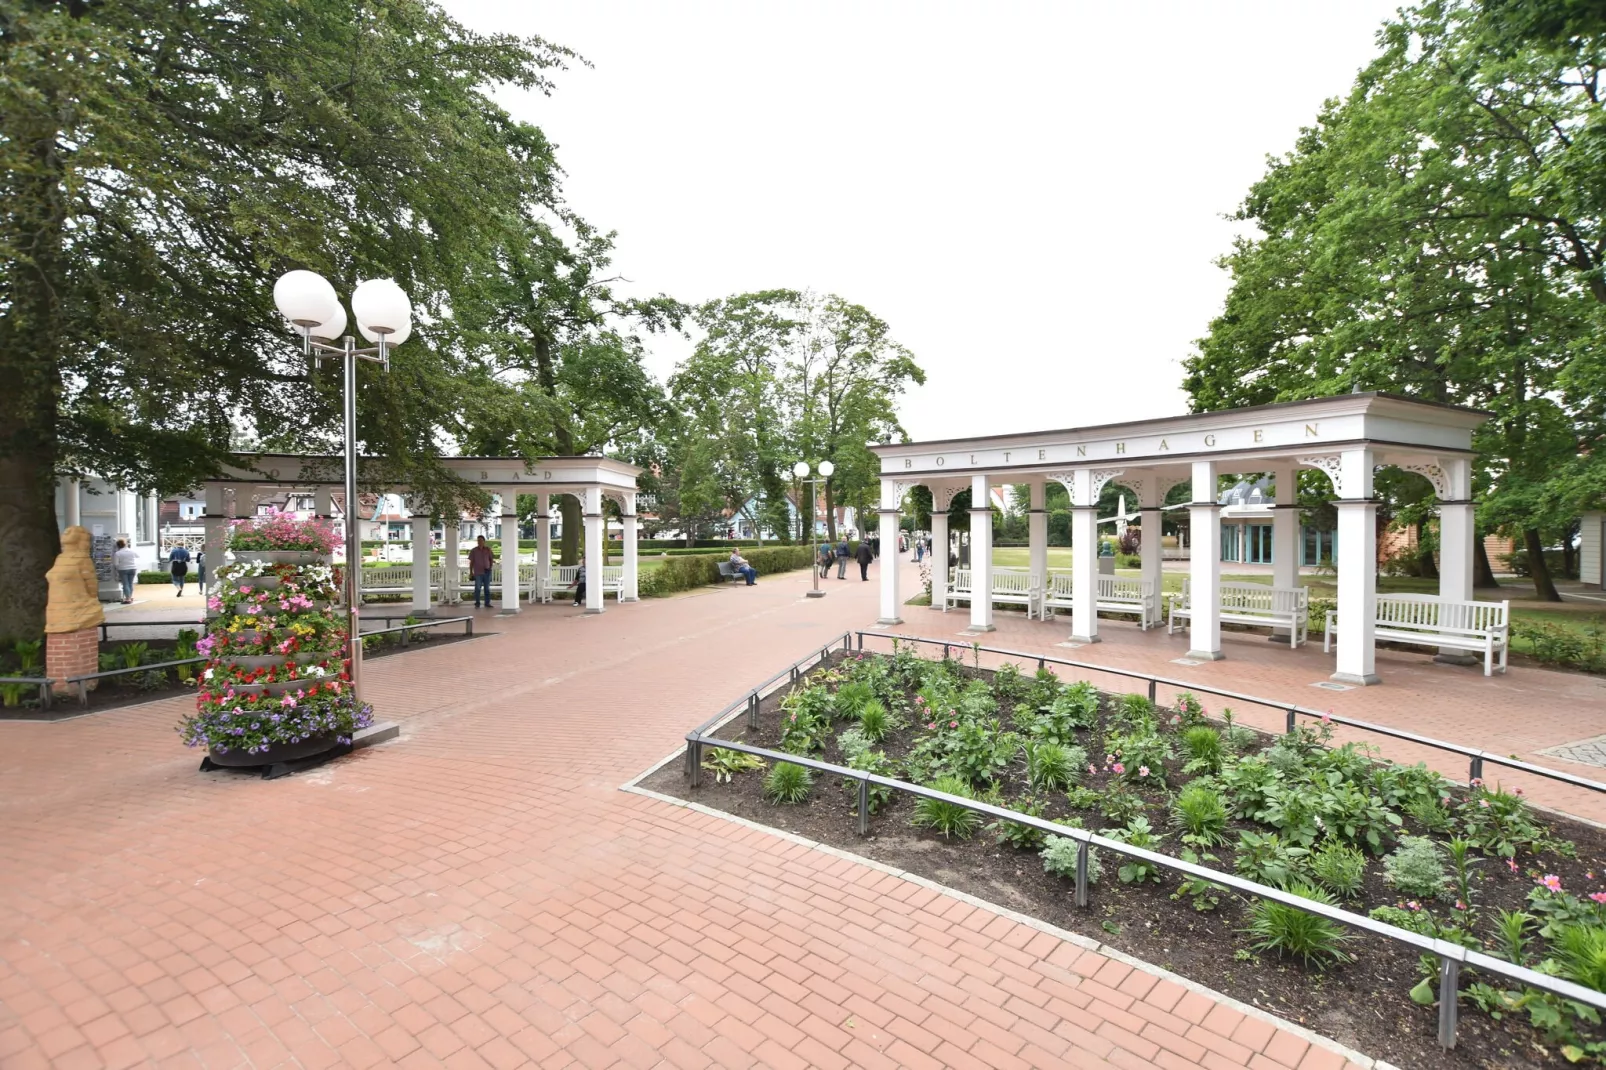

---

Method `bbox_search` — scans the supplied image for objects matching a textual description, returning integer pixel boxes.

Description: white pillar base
[878,617,905,626]
[1186,649,1227,662]
[1330,671,1382,686]
[1069,633,1100,645]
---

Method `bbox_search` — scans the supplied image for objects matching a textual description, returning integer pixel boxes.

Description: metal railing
[98,619,207,641]
[854,632,1606,796]
[0,675,54,710]
[65,657,207,707]
[679,632,1606,1050]
[359,615,475,645]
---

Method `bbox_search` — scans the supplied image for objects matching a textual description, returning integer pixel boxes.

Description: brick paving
[4,552,1599,1069]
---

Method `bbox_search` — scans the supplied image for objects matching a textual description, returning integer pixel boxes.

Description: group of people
[817,537,877,582]
[108,541,206,604]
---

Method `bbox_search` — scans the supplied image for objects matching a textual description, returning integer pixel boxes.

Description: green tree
[1184,0,1606,600]
[0,0,575,638]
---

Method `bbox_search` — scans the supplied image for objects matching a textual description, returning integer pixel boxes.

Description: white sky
[441,1,1402,442]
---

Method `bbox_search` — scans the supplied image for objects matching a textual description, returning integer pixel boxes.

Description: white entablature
[874,393,1482,481]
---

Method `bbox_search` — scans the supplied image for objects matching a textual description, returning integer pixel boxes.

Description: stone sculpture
[45,525,106,634]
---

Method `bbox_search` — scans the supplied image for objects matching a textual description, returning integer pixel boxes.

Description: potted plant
[181,510,371,769]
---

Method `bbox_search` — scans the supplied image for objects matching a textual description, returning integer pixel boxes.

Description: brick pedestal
[47,628,99,695]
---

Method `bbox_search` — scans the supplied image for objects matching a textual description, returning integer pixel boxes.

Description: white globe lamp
[273,269,339,328]
[818,461,835,477]
[351,278,413,345]
[792,461,810,478]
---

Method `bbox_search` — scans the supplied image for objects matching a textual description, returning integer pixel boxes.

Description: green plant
[1308,840,1366,899]
[779,686,834,755]
[1098,788,1146,827]
[763,762,814,804]
[1383,837,1449,899]
[1180,726,1224,775]
[1233,830,1308,888]
[1174,847,1226,911]
[1555,924,1606,992]
[1025,741,1080,791]
[701,747,767,783]
[1113,692,1155,729]
[843,749,898,813]
[1026,667,1063,710]
[1103,728,1174,787]
[1316,780,1401,853]
[906,718,1017,787]
[1445,837,1478,914]
[858,700,891,742]
[1403,794,1453,834]
[836,726,872,762]
[118,641,150,670]
[1171,783,1228,845]
[1495,910,1535,965]
[1219,707,1258,752]
[173,629,200,682]
[1261,784,1322,848]
[1173,691,1207,729]
[1032,682,1098,744]
[1243,882,1352,968]
[1063,785,1100,810]
[911,776,982,840]
[991,798,1048,850]
[0,682,29,707]
[833,680,876,720]
[1219,755,1281,821]
[1104,816,1165,884]
[13,639,42,673]
[991,662,1032,706]
[1040,835,1102,885]
[1458,783,1552,859]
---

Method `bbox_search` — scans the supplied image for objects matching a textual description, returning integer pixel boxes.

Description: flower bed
[179,511,370,762]
[646,645,1606,1069]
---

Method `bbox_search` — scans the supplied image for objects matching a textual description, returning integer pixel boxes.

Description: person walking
[855,538,874,581]
[570,554,587,606]
[196,549,207,592]
[167,542,191,596]
[835,538,850,579]
[113,539,140,604]
[468,535,494,608]
[914,537,924,563]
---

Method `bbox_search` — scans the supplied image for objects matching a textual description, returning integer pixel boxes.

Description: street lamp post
[793,460,835,598]
[272,270,412,708]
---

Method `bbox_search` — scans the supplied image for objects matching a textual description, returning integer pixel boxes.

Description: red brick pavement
[8,552,1588,1069]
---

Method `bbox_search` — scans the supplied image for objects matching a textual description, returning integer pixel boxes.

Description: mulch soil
[642,652,1606,1070]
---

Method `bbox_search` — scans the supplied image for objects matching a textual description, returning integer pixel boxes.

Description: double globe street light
[793,460,834,599]
[272,269,413,705]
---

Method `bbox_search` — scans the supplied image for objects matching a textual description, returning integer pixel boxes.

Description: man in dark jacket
[835,539,850,579]
[855,539,874,581]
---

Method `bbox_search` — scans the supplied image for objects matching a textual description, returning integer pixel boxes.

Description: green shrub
[763,762,813,804]
[1383,836,1449,898]
[1104,728,1174,787]
[1309,840,1367,899]
[842,749,898,813]
[1554,924,1606,992]
[858,700,891,742]
[911,776,981,839]
[1031,683,1098,744]
[833,681,875,720]
[1180,726,1224,775]
[637,543,817,596]
[990,663,1032,706]
[1041,835,1103,885]
[1233,830,1308,888]
[1104,816,1166,884]
[13,639,42,673]
[1171,783,1228,845]
[1025,741,1081,791]
[990,798,1048,850]
[1219,755,1281,820]
[1458,783,1550,859]
[836,726,872,762]
[1404,794,1454,834]
[1243,883,1352,968]
[1173,692,1207,728]
[702,747,767,783]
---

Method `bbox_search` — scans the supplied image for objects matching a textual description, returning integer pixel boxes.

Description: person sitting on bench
[728,549,757,586]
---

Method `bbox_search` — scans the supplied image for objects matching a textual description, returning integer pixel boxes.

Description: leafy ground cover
[647,645,1606,1069]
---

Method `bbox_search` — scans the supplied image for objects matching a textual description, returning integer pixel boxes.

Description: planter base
[200,735,351,780]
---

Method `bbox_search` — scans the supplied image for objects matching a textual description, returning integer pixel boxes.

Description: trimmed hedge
[638,544,816,597]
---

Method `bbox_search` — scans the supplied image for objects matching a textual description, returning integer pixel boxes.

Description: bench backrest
[1043,572,1152,601]
[1178,577,1305,611]
[1375,594,1507,633]
[992,571,1033,595]
[950,568,971,593]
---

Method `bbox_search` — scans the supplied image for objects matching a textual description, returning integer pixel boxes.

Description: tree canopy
[1184,0,1606,599]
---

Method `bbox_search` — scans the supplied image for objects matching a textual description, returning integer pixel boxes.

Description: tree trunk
[1523,527,1562,601]
[1474,535,1498,589]
[0,455,60,641]
[1416,517,1438,580]
[558,494,580,565]
[824,481,837,542]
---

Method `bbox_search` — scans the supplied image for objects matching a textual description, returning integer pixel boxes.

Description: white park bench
[1041,572,1159,630]
[1325,594,1509,676]
[543,564,624,602]
[1168,578,1309,648]
[944,568,1038,615]
[360,562,621,604]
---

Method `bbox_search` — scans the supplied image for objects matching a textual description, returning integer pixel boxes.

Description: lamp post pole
[795,460,834,599]
[274,271,411,711]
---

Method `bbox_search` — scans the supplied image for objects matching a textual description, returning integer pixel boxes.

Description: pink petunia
[1539,874,1563,893]
[1112,762,1126,775]
[1138,766,1150,778]
[949,720,958,729]
[1590,893,1606,905]
[927,722,937,730]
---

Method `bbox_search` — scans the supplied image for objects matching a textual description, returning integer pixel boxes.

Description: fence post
[687,736,704,787]
[1037,657,1044,671]
[465,617,474,636]
[1075,842,1090,908]
[942,643,950,662]
[1147,679,1157,704]
[1469,755,1483,783]
[857,777,870,836]
[39,682,52,710]
[1437,956,1460,1049]
[399,627,410,647]
[747,693,760,731]
[1286,709,1297,735]
[77,680,89,708]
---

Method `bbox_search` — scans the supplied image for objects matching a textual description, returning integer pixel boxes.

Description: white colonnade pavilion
[202,454,643,615]
[871,393,1490,685]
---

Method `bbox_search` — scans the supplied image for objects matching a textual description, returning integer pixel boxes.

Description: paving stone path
[4,553,1601,1069]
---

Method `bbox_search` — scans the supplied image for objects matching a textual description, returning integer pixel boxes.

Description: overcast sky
[442,1,1402,442]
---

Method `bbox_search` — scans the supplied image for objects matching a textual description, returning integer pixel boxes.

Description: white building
[1582,511,1605,590]
[55,477,163,599]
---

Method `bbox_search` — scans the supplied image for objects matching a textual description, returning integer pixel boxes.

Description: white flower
[203,669,214,680]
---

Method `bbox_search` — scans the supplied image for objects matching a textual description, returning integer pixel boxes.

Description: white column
[877,479,903,625]
[1068,471,1099,644]
[1139,504,1163,626]
[442,515,459,605]
[930,506,949,611]
[1434,458,1475,664]
[1272,467,1299,590]
[499,490,520,613]
[64,477,81,528]
[969,474,994,632]
[409,513,432,612]
[1028,480,1047,620]
[535,493,552,603]
[1332,449,1380,685]
[622,492,640,602]
[202,483,228,599]
[583,487,604,614]
[1187,460,1224,660]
